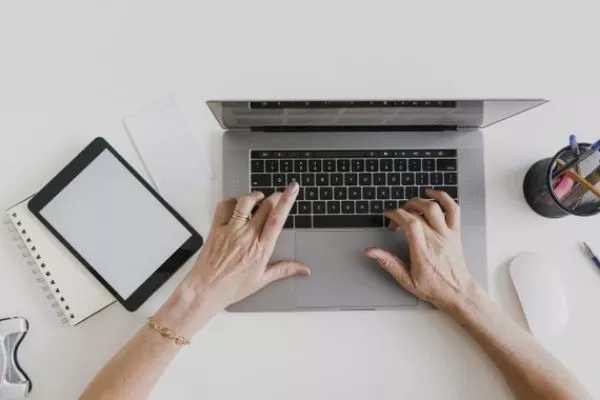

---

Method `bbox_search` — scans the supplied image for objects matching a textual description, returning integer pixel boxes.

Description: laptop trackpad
[295,230,418,308]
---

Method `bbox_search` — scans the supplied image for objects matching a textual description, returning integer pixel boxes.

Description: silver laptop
[208,99,547,312]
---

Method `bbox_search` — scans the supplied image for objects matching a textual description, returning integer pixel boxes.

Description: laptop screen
[207,99,547,130]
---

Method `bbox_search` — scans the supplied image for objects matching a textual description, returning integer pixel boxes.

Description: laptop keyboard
[250,150,458,229]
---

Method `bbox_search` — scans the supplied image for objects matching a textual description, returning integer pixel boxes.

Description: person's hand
[183,182,310,309]
[364,189,474,311]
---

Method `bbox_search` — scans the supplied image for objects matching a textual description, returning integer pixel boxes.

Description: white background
[1,1,599,399]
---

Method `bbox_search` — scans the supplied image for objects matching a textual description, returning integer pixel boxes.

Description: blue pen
[582,242,600,271]
[569,134,581,174]
[553,139,600,178]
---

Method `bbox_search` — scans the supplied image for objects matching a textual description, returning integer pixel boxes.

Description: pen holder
[523,143,600,218]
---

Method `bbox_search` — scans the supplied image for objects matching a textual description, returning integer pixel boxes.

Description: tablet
[28,137,203,311]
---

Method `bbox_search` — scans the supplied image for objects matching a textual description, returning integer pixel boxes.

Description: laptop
[208,99,547,312]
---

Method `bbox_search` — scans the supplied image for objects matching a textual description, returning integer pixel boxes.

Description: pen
[569,134,581,174]
[582,242,600,271]
[562,164,600,206]
[552,139,600,178]
[555,159,600,200]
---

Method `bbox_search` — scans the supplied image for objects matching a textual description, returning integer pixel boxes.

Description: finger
[229,191,265,228]
[263,260,311,285]
[384,208,427,255]
[210,198,236,230]
[250,192,282,230]
[426,188,460,230]
[260,181,299,247]
[403,198,448,234]
[364,247,413,289]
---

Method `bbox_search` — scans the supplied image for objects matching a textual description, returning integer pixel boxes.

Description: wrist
[437,278,481,316]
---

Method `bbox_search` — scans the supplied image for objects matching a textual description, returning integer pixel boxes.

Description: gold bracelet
[147,317,191,346]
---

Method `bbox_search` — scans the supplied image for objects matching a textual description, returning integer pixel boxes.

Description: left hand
[182,181,311,309]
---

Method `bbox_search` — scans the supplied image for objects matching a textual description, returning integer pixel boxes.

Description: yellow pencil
[555,159,600,200]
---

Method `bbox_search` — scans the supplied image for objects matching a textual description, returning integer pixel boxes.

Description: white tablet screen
[39,149,192,299]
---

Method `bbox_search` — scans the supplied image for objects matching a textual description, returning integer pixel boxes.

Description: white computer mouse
[509,253,569,338]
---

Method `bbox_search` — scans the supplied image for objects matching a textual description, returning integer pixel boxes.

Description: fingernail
[288,181,299,193]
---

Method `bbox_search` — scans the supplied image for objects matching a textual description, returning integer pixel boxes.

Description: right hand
[364,189,474,311]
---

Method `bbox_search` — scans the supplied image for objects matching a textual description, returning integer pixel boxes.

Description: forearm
[80,285,221,400]
[448,283,592,400]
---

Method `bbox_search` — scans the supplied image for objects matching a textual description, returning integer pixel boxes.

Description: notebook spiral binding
[3,214,70,324]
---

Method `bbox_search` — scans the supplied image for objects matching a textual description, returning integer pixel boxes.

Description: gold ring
[231,210,251,223]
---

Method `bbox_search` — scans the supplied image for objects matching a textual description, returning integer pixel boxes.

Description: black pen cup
[523,143,600,218]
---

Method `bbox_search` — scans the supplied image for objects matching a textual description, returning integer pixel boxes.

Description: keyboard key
[437,159,457,171]
[402,173,415,185]
[252,151,271,158]
[313,201,326,214]
[409,159,422,171]
[294,160,307,172]
[324,159,336,172]
[341,201,355,214]
[394,159,407,171]
[301,173,315,186]
[363,187,376,199]
[251,160,264,172]
[416,173,429,185]
[356,201,369,214]
[431,172,443,185]
[334,187,347,200]
[281,160,293,172]
[295,216,312,228]
[359,173,372,185]
[406,186,418,199]
[297,187,305,200]
[287,173,300,184]
[290,203,298,215]
[349,187,361,200]
[377,187,390,199]
[284,216,294,228]
[391,187,405,199]
[370,201,383,214]
[436,186,458,199]
[309,159,322,172]
[327,201,341,214]
[313,215,384,228]
[387,173,401,185]
[352,159,365,172]
[316,174,329,186]
[384,200,398,210]
[373,173,386,186]
[420,187,434,198]
[380,159,393,172]
[319,187,333,200]
[331,174,344,186]
[266,160,279,172]
[345,173,358,186]
[255,187,275,197]
[444,172,458,185]
[337,159,350,172]
[298,202,312,214]
[423,159,435,171]
[251,174,271,187]
[366,159,379,172]
[306,187,319,200]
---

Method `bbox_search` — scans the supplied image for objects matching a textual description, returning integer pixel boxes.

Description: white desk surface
[1,1,600,399]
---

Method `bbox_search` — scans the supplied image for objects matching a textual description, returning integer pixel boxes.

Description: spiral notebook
[4,198,115,326]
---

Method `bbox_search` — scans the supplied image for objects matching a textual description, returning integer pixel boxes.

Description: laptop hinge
[250,125,457,133]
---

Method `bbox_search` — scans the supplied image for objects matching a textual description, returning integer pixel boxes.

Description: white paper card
[123,97,213,220]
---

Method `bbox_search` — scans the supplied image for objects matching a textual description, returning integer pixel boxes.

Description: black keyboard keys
[377,187,390,199]
[281,160,293,172]
[406,186,418,199]
[352,159,365,172]
[380,159,393,172]
[294,160,307,172]
[444,172,457,185]
[402,173,415,185]
[431,172,443,185]
[331,174,344,186]
[394,159,407,171]
[409,159,421,171]
[298,202,312,214]
[436,186,458,199]
[416,173,429,185]
[349,187,361,200]
[423,159,435,171]
[316,174,329,186]
[337,159,350,172]
[295,216,312,228]
[302,173,315,186]
[266,160,279,172]
[341,201,355,214]
[306,187,319,200]
[319,187,333,200]
[345,173,357,186]
[251,174,271,187]
[384,200,398,210]
[334,187,347,200]
[362,187,376,199]
[356,201,369,214]
[324,159,336,172]
[313,215,383,228]
[370,201,383,214]
[391,187,404,199]
[359,173,372,185]
[437,159,457,171]
[313,201,326,214]
[366,159,378,172]
[309,159,322,172]
[387,173,400,186]
[373,173,385,186]
[327,201,341,214]
[251,160,264,172]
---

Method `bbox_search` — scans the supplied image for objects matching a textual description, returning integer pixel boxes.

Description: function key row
[250,149,457,159]
[251,158,457,173]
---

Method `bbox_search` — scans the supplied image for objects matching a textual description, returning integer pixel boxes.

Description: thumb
[264,260,311,284]
[364,247,413,288]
